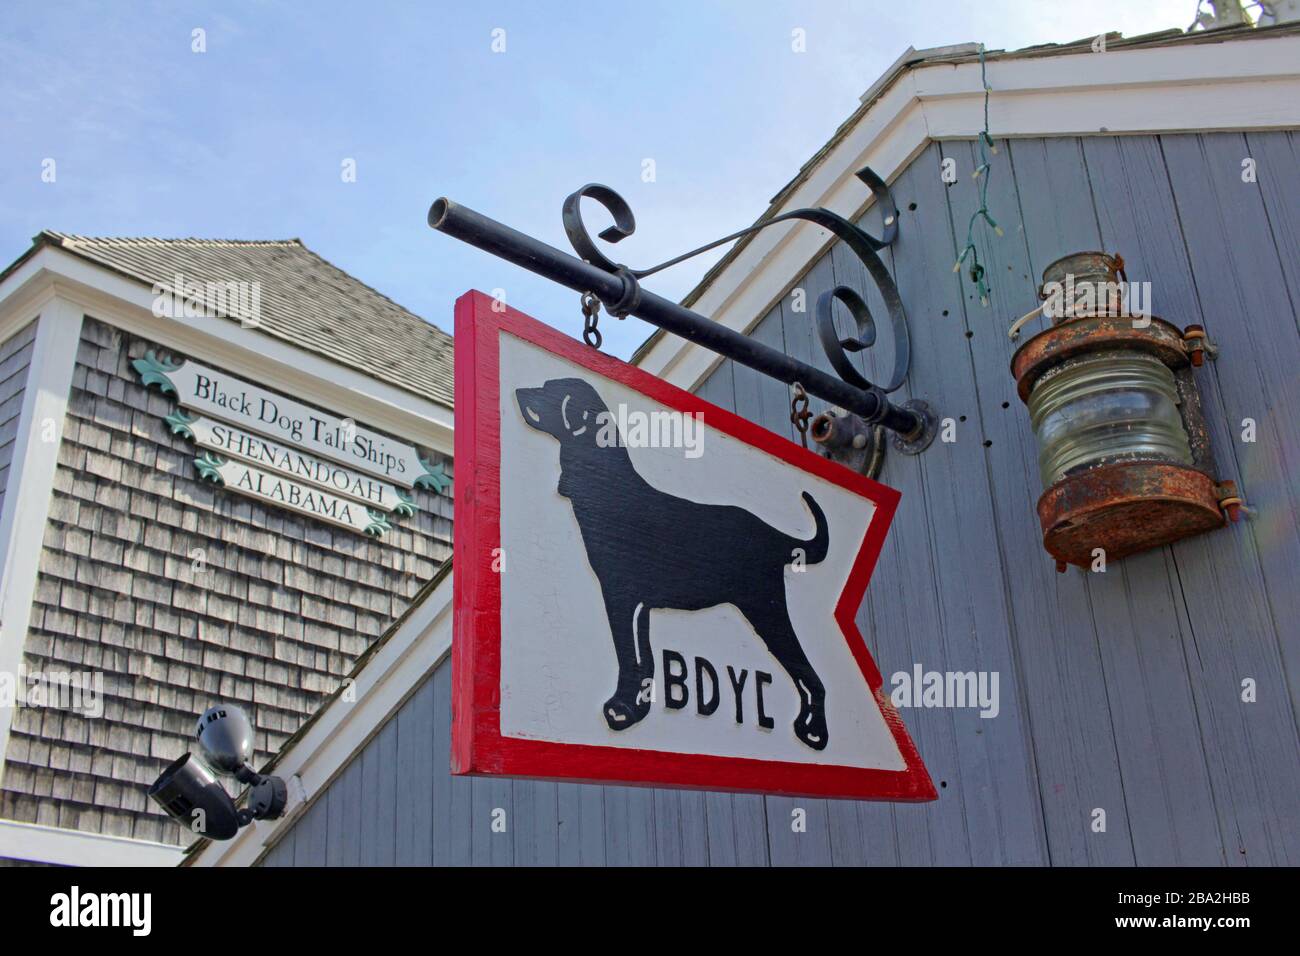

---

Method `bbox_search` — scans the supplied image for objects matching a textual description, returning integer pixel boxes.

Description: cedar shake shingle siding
[0,316,452,844]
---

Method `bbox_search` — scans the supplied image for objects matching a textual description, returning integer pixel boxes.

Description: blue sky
[4,0,1194,359]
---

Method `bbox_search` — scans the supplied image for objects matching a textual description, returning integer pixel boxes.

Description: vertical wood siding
[260,132,1300,866]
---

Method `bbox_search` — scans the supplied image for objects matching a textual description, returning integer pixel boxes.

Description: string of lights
[953,44,1003,307]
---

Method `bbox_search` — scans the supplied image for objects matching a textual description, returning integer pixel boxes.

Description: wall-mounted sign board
[193,454,396,537]
[133,352,443,488]
[166,411,417,515]
[452,290,935,801]
[132,350,449,537]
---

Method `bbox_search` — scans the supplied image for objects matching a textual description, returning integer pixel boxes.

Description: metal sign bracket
[428,166,938,455]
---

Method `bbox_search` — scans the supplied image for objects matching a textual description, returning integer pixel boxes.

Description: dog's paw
[794,707,829,751]
[602,694,650,731]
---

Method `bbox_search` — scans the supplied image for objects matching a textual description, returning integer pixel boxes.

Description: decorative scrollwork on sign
[561,165,911,393]
[364,508,393,537]
[393,490,418,518]
[415,457,451,493]
[193,453,227,484]
[164,409,198,441]
[132,351,181,395]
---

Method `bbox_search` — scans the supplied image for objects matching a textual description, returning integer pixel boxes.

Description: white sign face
[172,412,415,514]
[497,334,902,771]
[196,456,394,537]
[135,353,430,487]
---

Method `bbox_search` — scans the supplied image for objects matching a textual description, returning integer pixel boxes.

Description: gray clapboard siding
[1071,136,1225,865]
[258,660,782,867]
[945,136,1126,865]
[395,676,435,865]
[1157,133,1300,864]
[259,132,1300,867]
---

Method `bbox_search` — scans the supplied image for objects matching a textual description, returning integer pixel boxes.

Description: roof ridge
[43,231,303,248]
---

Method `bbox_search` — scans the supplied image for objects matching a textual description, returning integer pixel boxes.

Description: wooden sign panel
[453,291,934,801]
[169,412,416,514]
[132,350,450,537]
[193,455,398,537]
[133,352,434,487]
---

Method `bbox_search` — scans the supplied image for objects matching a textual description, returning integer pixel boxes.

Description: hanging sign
[133,352,442,488]
[165,411,417,515]
[452,291,934,801]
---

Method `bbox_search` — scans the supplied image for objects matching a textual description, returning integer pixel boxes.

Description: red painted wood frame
[453,290,936,801]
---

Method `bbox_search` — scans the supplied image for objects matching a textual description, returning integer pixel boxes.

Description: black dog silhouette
[516,377,830,750]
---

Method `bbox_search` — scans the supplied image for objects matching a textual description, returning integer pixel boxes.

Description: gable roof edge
[631,26,1300,386]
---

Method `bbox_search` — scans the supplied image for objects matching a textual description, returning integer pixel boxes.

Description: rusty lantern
[1011,252,1240,572]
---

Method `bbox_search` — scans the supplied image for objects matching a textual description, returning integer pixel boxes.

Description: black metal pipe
[428,198,923,437]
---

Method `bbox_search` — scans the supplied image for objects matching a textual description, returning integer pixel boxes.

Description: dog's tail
[793,491,829,565]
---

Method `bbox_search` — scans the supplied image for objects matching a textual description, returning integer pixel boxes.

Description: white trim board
[0,818,183,867]
[0,248,454,456]
[0,299,84,794]
[185,569,453,867]
[633,32,1300,392]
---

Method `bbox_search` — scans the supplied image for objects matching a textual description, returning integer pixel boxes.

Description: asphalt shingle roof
[9,232,454,408]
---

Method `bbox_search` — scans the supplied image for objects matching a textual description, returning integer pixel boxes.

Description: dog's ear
[543,378,609,439]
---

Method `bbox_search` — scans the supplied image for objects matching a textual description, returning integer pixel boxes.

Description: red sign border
[453,290,936,801]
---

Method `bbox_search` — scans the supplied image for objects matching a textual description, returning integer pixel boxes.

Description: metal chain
[790,382,812,448]
[581,292,603,348]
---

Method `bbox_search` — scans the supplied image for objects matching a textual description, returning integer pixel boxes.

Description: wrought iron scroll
[561,166,911,394]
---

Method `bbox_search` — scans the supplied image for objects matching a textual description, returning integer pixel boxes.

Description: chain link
[581,292,603,349]
[790,382,812,448]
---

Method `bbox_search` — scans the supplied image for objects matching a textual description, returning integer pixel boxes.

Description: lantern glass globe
[1029,350,1193,488]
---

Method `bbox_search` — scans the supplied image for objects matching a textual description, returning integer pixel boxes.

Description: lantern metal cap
[1010,314,1190,403]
